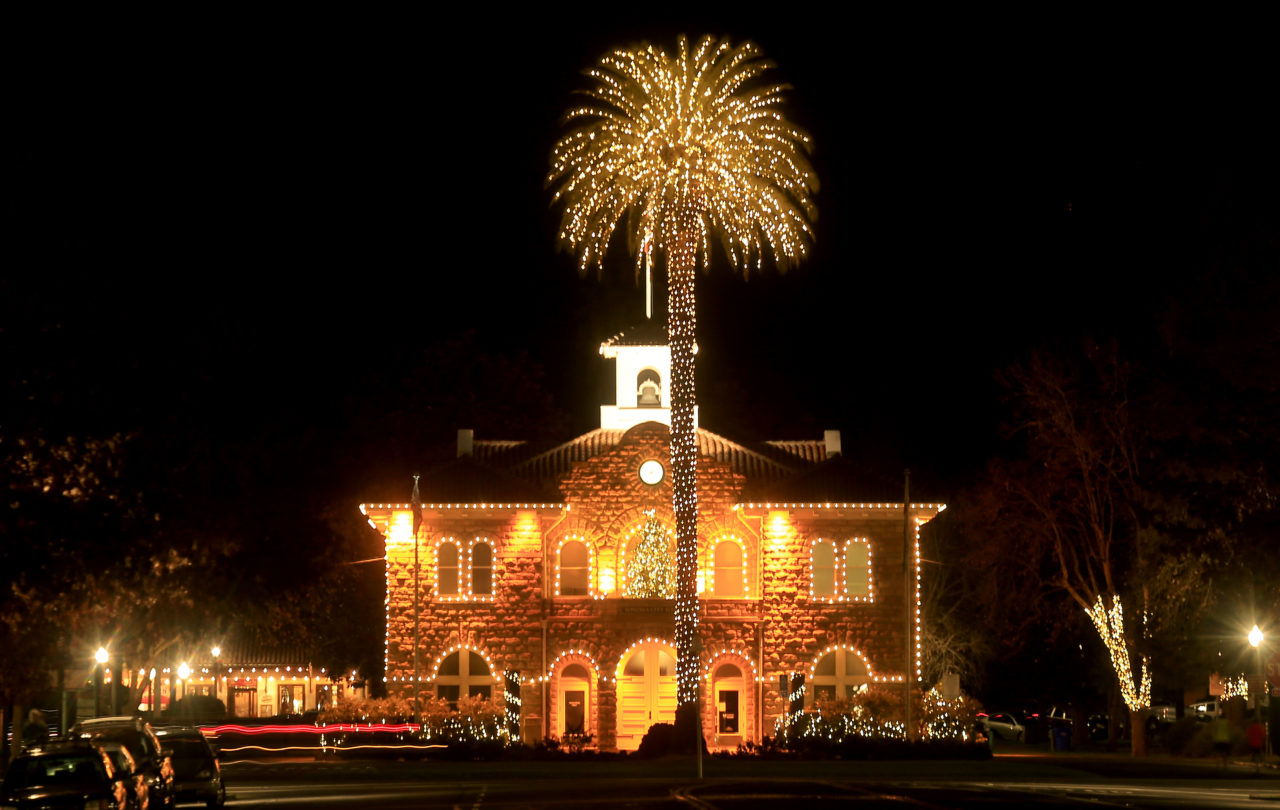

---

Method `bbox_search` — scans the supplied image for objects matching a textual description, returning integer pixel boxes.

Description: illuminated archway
[614,639,676,750]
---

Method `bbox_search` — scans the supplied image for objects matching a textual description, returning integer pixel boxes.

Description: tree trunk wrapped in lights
[980,346,1156,756]
[550,35,817,715]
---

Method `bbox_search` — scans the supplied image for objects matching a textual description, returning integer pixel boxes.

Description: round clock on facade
[638,459,665,485]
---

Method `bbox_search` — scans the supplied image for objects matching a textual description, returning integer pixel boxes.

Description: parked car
[1188,698,1221,721]
[69,716,174,808]
[977,711,1026,742]
[1145,703,1177,734]
[153,726,225,808]
[1088,711,1129,741]
[1009,701,1071,744]
[1,739,130,810]
[97,740,152,810]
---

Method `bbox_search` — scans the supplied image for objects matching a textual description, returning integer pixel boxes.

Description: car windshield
[3,754,107,789]
[166,739,212,760]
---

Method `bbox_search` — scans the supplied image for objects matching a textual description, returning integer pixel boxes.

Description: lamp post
[1249,625,1264,730]
[211,647,221,708]
[94,647,109,717]
[177,662,191,706]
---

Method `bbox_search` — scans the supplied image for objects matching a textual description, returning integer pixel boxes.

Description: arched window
[437,540,459,596]
[559,540,590,596]
[811,649,870,705]
[435,650,493,708]
[844,540,870,598]
[712,540,744,598]
[636,368,662,407]
[811,540,835,598]
[471,540,493,596]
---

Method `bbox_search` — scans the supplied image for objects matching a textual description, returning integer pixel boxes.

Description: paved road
[214,752,1280,809]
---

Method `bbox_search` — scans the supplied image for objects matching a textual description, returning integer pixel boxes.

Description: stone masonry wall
[375,423,925,750]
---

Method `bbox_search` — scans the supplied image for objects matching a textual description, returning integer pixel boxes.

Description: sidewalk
[1000,747,1280,780]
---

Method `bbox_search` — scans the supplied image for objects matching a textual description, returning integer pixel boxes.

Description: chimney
[824,429,842,458]
[457,428,474,457]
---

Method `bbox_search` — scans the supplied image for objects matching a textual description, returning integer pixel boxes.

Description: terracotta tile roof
[419,455,558,502]
[196,642,323,670]
[501,426,803,488]
[763,439,828,465]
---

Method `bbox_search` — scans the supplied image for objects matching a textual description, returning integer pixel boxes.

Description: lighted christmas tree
[626,511,674,598]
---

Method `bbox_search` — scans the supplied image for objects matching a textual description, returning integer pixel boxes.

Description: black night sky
[10,11,1275,501]
[6,9,1279,711]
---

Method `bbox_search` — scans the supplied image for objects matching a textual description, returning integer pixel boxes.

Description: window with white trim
[811,649,870,704]
[559,540,590,596]
[844,540,870,598]
[712,540,745,598]
[438,540,460,596]
[435,650,494,708]
[810,537,873,602]
[471,540,493,596]
[811,540,836,598]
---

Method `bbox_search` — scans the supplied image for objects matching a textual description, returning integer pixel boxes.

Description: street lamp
[94,647,109,717]
[1249,625,1264,726]
[211,646,221,708]
[177,661,191,704]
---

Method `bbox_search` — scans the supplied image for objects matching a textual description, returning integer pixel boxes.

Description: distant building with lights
[156,643,357,719]
[360,324,944,751]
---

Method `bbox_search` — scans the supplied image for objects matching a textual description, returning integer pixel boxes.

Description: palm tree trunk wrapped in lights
[550,34,817,717]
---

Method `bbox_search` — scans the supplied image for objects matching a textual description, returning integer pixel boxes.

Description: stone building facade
[360,329,944,751]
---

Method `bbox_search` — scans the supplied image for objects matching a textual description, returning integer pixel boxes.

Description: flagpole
[903,469,912,742]
[412,474,422,724]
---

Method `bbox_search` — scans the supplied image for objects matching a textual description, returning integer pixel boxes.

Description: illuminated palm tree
[550,34,817,715]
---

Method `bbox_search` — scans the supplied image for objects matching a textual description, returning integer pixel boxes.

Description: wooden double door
[615,642,676,751]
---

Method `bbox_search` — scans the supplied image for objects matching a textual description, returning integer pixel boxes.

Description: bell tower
[598,323,697,430]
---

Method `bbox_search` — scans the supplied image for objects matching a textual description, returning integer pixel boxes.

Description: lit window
[560,540,590,596]
[471,540,493,595]
[811,538,873,601]
[811,541,835,597]
[713,540,744,598]
[438,541,459,596]
[435,650,493,709]
[845,540,870,598]
[811,649,869,705]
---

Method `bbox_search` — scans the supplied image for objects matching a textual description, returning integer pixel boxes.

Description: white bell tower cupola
[598,324,698,430]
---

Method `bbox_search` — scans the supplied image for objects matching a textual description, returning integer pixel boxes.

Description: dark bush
[165,695,226,724]
[1164,717,1209,756]
[637,723,680,758]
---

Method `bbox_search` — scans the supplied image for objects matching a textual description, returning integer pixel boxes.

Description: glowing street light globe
[95,647,108,665]
[177,662,191,680]
[1249,625,1263,648]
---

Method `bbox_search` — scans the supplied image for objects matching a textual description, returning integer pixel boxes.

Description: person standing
[1247,720,1266,771]
[20,709,49,753]
[1212,715,1233,769]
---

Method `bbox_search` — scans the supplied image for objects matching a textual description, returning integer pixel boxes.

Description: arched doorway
[615,641,676,751]
[558,663,591,738]
[712,663,745,742]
